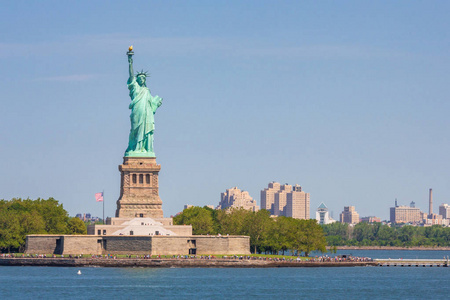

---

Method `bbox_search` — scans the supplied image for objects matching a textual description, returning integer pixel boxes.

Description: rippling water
[0,250,449,299]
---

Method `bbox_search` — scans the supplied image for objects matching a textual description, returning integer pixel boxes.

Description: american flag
[95,192,103,202]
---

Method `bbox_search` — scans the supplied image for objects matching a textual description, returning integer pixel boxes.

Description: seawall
[0,258,377,268]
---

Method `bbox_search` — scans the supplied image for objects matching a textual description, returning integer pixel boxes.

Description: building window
[132,174,137,184]
[97,230,101,235]
[146,174,150,184]
[130,231,134,235]
[103,230,106,235]
[140,213,144,218]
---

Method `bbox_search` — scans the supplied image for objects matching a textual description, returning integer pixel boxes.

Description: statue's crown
[136,70,149,77]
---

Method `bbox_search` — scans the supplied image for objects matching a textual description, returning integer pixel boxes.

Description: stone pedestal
[115,157,163,218]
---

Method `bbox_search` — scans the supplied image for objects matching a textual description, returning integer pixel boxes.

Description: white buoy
[77,270,81,275]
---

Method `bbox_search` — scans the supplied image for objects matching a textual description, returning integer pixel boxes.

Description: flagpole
[103,189,105,225]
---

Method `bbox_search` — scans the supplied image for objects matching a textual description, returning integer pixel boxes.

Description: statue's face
[137,76,146,86]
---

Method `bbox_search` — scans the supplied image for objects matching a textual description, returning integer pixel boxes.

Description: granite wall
[25,235,250,255]
[61,236,102,255]
[103,236,152,254]
[25,235,61,254]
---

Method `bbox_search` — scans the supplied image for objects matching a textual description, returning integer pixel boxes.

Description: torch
[127,45,134,57]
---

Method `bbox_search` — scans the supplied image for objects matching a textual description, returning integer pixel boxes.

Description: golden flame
[128,45,133,51]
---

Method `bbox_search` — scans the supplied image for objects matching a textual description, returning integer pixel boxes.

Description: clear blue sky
[1,0,449,220]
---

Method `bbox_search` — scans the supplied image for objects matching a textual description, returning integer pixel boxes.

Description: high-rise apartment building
[439,204,450,219]
[390,202,423,224]
[339,206,360,224]
[315,203,335,225]
[260,182,280,214]
[286,184,310,219]
[260,182,310,219]
[274,184,292,216]
[219,187,259,212]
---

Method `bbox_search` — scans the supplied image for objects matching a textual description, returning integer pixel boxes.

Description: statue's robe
[125,77,162,155]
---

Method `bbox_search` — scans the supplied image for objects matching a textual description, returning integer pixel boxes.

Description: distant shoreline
[332,246,450,251]
[0,258,376,268]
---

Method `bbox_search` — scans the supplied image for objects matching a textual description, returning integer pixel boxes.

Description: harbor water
[0,250,449,299]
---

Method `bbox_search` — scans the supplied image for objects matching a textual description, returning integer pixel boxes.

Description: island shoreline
[0,258,376,268]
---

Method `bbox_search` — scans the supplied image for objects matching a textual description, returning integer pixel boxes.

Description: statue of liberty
[125,46,162,157]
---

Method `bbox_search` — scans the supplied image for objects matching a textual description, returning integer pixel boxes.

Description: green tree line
[0,198,87,252]
[323,222,450,247]
[174,206,326,256]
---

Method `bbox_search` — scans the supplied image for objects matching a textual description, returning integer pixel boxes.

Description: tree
[173,206,216,235]
[0,210,22,252]
[353,222,375,242]
[268,217,294,254]
[33,198,69,234]
[295,219,327,256]
[399,225,416,245]
[242,210,273,253]
[0,198,73,252]
[67,217,87,235]
[376,225,396,245]
[323,222,349,241]
[216,208,249,236]
[326,235,344,246]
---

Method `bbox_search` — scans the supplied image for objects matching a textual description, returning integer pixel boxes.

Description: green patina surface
[125,49,162,157]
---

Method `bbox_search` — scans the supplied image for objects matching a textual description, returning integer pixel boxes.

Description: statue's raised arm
[127,46,134,82]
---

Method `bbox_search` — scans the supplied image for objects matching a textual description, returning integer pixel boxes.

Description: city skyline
[1,1,450,220]
[189,183,450,225]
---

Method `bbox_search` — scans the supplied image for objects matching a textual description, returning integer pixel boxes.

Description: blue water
[0,250,449,299]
